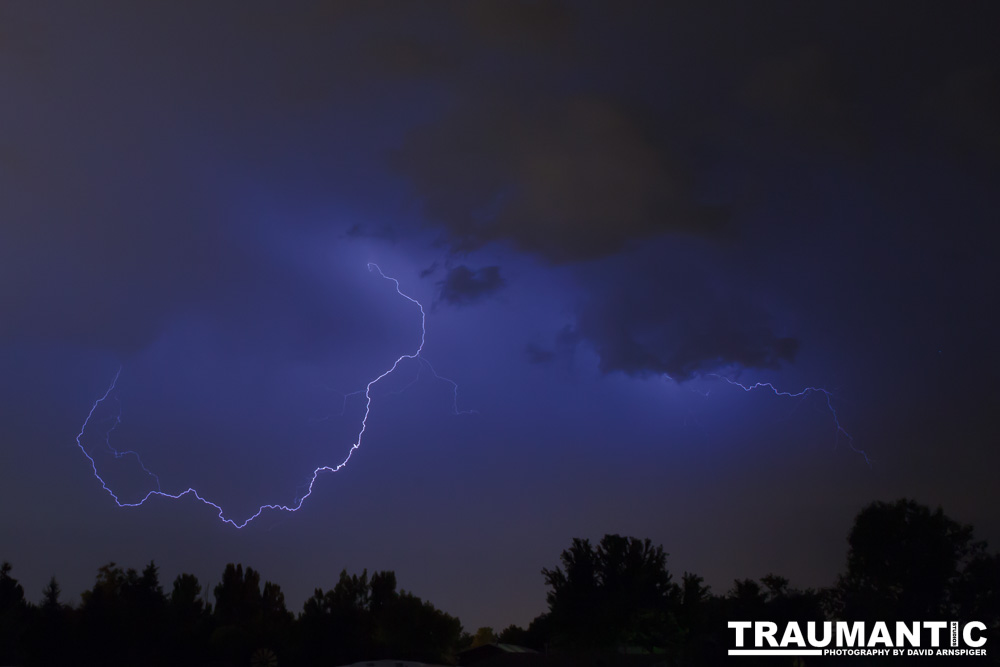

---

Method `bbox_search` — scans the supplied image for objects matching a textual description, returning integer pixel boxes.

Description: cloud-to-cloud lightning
[711,374,870,466]
[74,263,465,528]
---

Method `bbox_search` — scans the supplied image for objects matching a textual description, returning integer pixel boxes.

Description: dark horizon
[3,497,997,665]
[2,0,998,635]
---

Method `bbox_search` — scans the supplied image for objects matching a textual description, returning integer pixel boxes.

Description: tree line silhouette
[1,498,998,666]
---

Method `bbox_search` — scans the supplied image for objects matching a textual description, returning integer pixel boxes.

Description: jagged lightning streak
[708,374,870,466]
[75,263,467,528]
[317,356,475,424]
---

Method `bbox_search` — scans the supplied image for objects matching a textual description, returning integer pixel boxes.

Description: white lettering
[868,622,892,647]
[836,622,864,647]
[780,621,806,647]
[728,622,752,647]
[896,621,920,647]
[924,621,947,647]
[756,621,779,648]
[964,621,987,648]
[807,621,832,647]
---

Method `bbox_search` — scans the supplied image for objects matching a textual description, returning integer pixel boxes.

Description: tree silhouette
[214,563,262,627]
[542,534,679,653]
[168,573,211,666]
[471,626,497,647]
[491,615,552,652]
[259,579,293,661]
[2,497,995,666]
[954,552,1000,621]
[833,499,981,621]
[26,576,73,666]
[76,561,167,666]
[299,567,462,664]
[40,577,62,612]
[543,537,601,648]
[497,623,529,645]
[171,572,207,618]
[952,552,1000,649]
[0,562,28,665]
[675,572,718,660]
[0,561,25,609]
[212,563,276,665]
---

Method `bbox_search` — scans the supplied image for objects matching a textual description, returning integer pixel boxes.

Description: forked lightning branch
[75,264,863,529]
[74,263,465,528]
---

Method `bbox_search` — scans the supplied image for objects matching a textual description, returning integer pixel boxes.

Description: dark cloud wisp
[394,96,726,264]
[569,259,799,382]
[436,265,506,307]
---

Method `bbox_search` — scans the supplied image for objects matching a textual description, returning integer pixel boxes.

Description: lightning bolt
[75,263,469,528]
[709,374,870,466]
[317,356,476,423]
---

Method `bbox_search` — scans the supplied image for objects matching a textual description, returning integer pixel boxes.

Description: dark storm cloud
[738,46,867,154]
[574,307,797,382]
[565,252,798,382]
[436,265,506,307]
[0,129,373,359]
[394,96,726,264]
[919,66,1000,157]
[0,1,431,357]
[2,0,992,365]
[0,0,577,357]
[387,1,1000,265]
[0,0,998,639]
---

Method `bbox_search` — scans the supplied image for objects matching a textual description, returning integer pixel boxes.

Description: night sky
[2,1,998,632]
